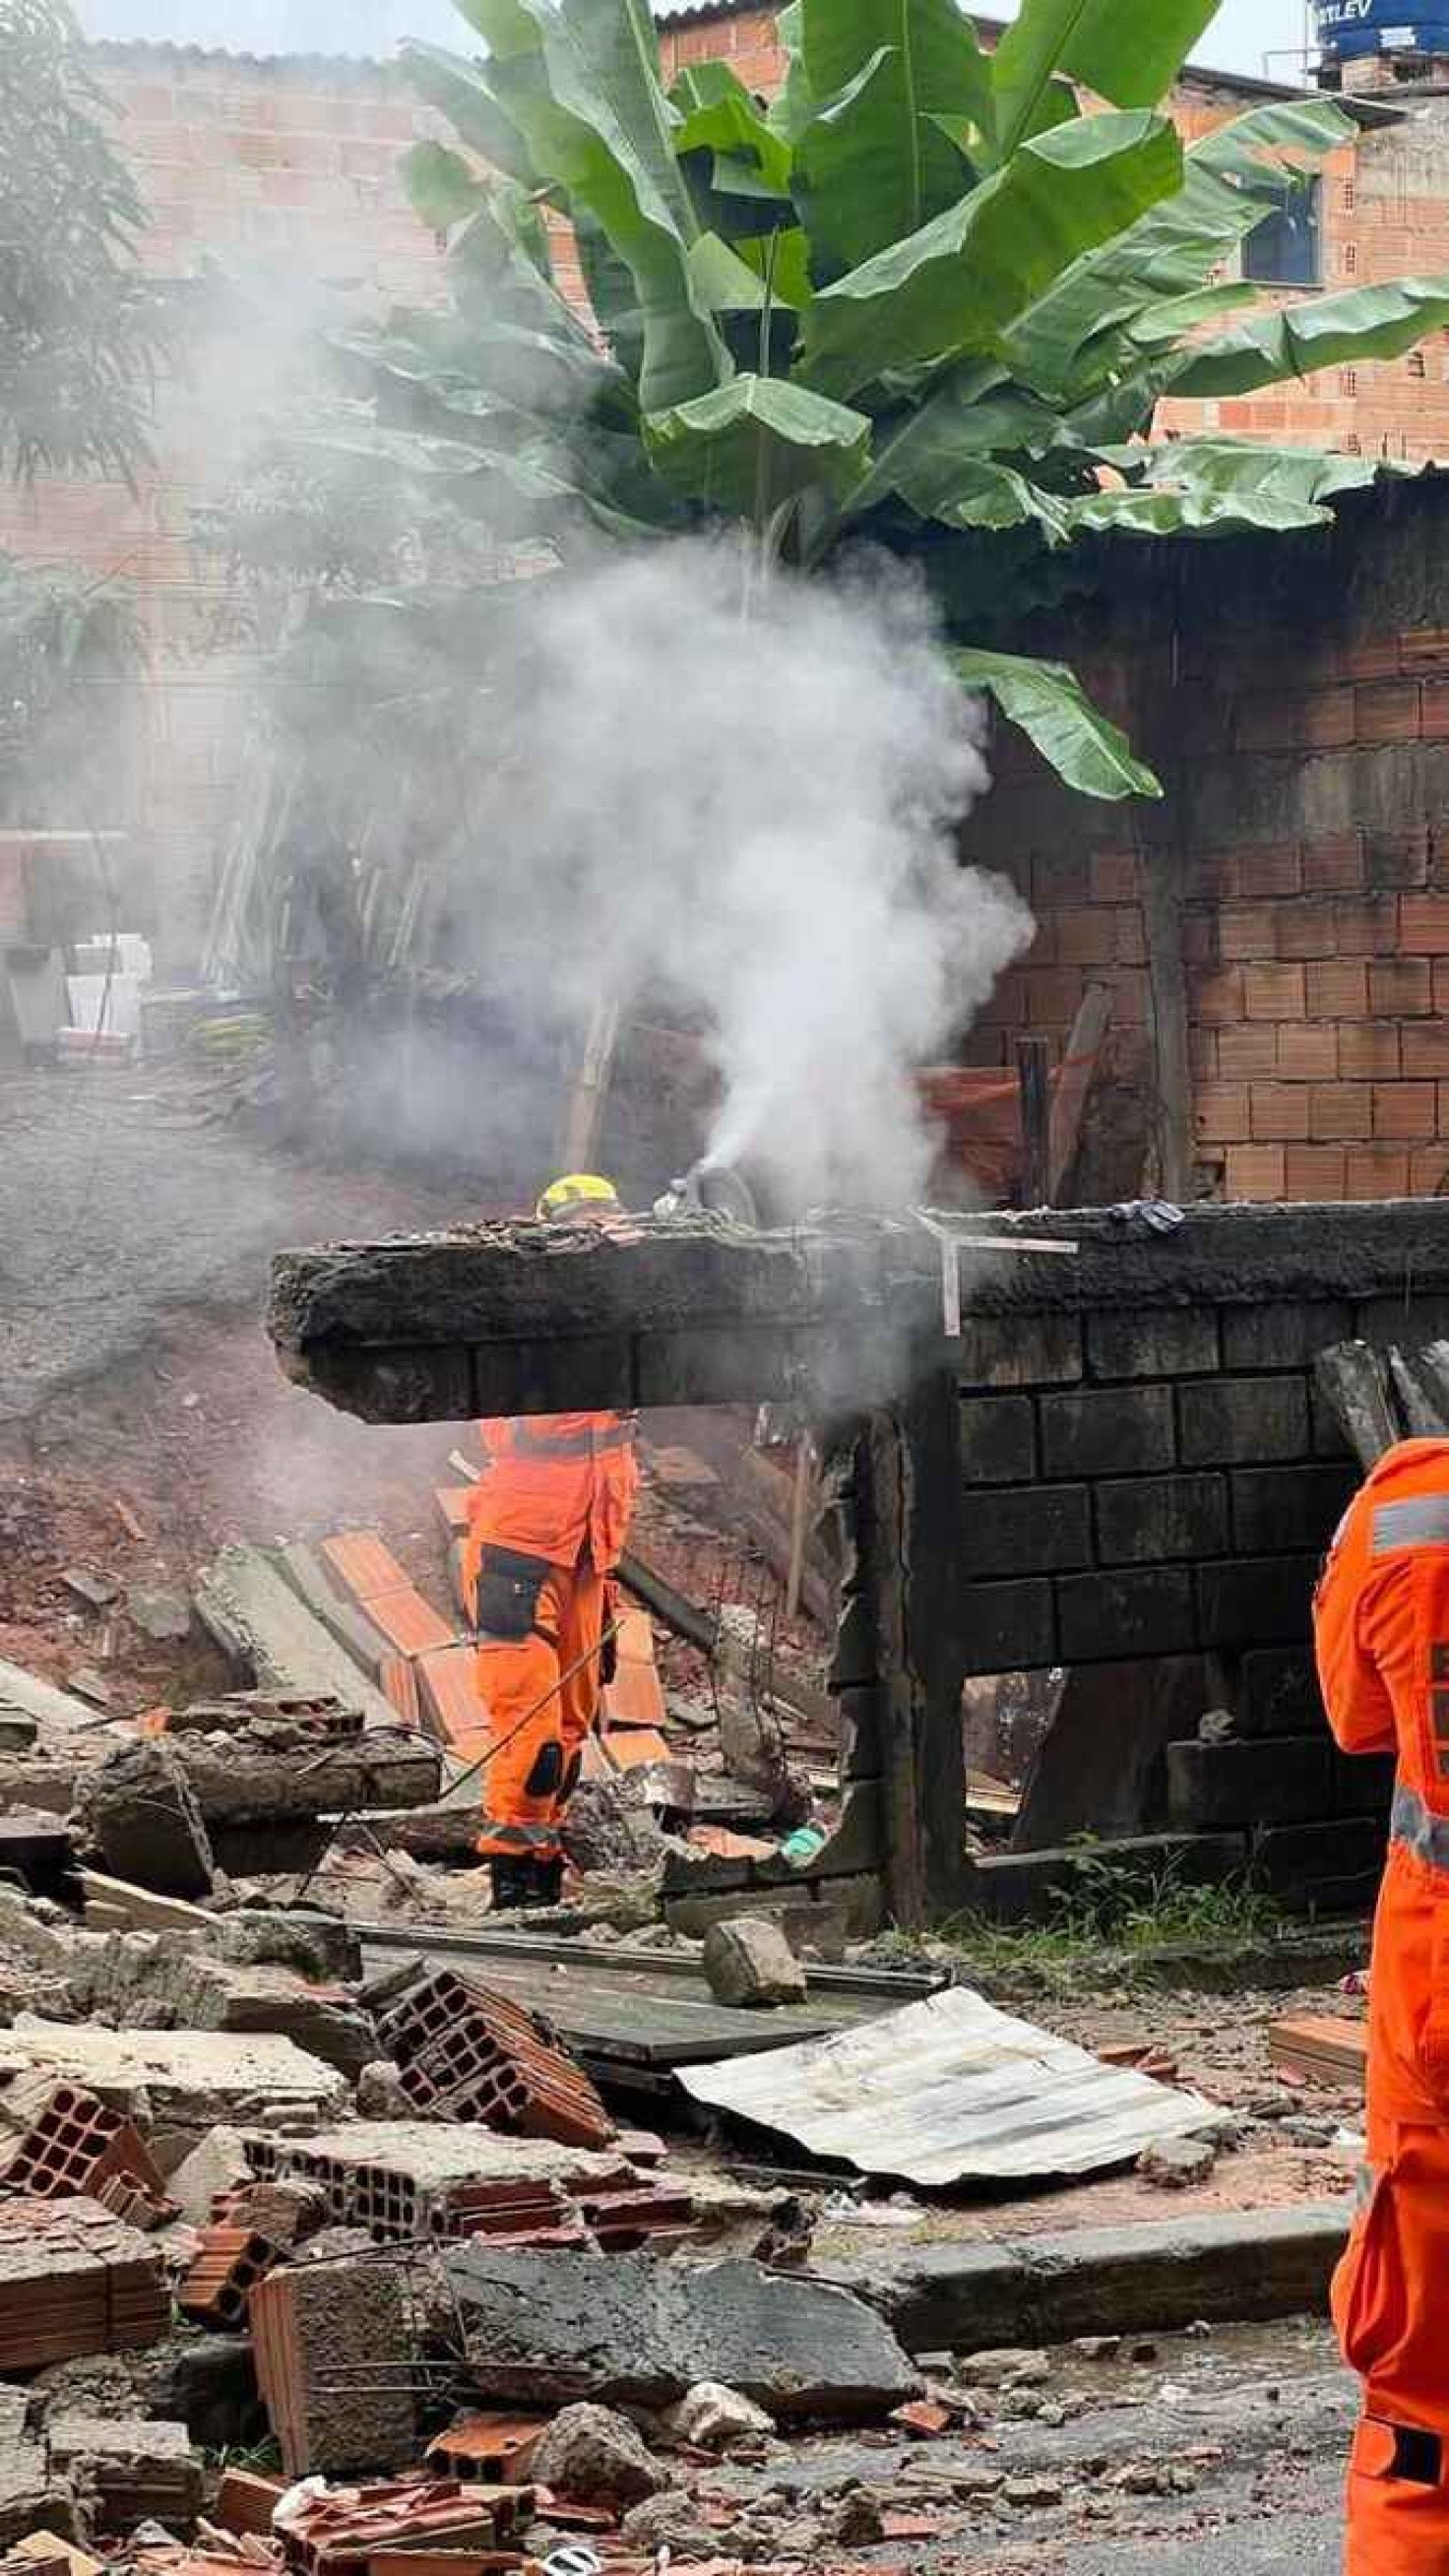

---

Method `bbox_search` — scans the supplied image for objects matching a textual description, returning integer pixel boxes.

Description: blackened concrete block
[1197,1555,1318,1649]
[961,1580,1055,1676]
[1179,1377,1309,1467]
[1167,1735,1333,1831]
[962,1832,1247,1926]
[1056,1568,1196,1663]
[1330,1749,1397,1818]
[1237,1649,1327,1740]
[1230,1463,1358,1555]
[442,2248,918,2421]
[1223,1303,1353,1370]
[964,1485,1092,1578]
[957,1314,1083,1390]
[1252,1817,1388,1910]
[1095,1475,1228,1566]
[1040,1386,1176,1478]
[1356,1292,1449,1350]
[960,1396,1037,1486]
[1086,1309,1220,1380]
[78,1742,215,1900]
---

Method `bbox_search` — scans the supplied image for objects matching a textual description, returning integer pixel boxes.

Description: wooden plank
[80,1868,213,1933]
[1016,1036,1051,1211]
[1048,982,1112,1202]
[1314,1343,1402,1470]
[1269,2014,1368,2089]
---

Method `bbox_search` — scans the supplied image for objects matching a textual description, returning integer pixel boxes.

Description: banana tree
[324,0,1449,799]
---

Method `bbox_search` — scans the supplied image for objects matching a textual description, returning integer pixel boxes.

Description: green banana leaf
[400,140,487,233]
[798,109,1181,400]
[953,645,1162,799]
[990,0,1219,161]
[427,0,727,414]
[1174,275,1449,399]
[645,372,871,517]
[795,0,990,260]
[402,43,539,187]
[671,62,793,198]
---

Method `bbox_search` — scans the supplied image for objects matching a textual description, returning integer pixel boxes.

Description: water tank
[1315,1,1449,62]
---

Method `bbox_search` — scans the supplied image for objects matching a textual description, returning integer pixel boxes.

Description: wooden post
[1016,1035,1051,1210]
[1048,982,1112,1203]
[559,995,621,1175]
[1139,838,1194,1202]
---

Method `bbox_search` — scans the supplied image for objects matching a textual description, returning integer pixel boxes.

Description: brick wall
[963,474,1449,1205]
[949,1205,1437,1906]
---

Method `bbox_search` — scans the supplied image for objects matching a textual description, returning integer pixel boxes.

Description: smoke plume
[475,538,1035,1215]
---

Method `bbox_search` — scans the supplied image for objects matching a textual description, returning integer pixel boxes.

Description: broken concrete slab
[73,1744,215,1901]
[0,2389,78,2549]
[702,1919,807,2010]
[249,2256,416,2478]
[193,1546,400,1729]
[818,2198,1354,2356]
[0,1817,78,1908]
[125,1592,193,1647]
[168,1726,440,1827]
[0,1662,102,1741]
[44,2419,201,2537]
[212,1911,362,1984]
[253,2121,622,2237]
[167,2129,254,2230]
[442,2248,918,2421]
[0,2023,347,2132]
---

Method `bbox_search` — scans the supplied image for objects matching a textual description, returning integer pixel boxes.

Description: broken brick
[250,2255,416,2479]
[178,2225,284,2331]
[376,1971,614,2153]
[0,2192,168,2368]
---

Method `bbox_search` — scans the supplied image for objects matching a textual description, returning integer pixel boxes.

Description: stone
[212,1911,360,1984]
[1071,2337,1122,2362]
[1139,2134,1220,2190]
[955,2349,1050,2390]
[444,2248,918,2421]
[166,2127,253,2229]
[0,2387,79,2546]
[75,1744,215,1901]
[356,2060,412,2119]
[530,2404,673,2512]
[45,2418,203,2537]
[665,2383,775,2452]
[827,2489,885,2546]
[701,1917,806,2009]
[1003,2475,1064,2510]
[621,2494,734,2559]
[62,1572,121,1613]
[126,1591,193,1646]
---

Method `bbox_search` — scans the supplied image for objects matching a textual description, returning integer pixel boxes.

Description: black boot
[527,1855,564,1909]
[490,1857,534,1912]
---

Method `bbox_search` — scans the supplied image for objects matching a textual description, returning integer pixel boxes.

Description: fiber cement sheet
[678,1985,1230,2185]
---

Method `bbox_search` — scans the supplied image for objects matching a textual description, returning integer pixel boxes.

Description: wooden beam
[1047,982,1112,1203]
[1016,1036,1051,1210]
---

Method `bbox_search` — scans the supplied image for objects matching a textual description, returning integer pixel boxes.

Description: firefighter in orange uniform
[462,1174,639,1911]
[1316,1435,1449,2575]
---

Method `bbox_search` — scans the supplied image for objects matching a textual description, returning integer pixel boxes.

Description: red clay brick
[1402,1023,1449,1079]
[1112,910,1148,965]
[1243,964,1306,1021]
[1275,1025,1340,1081]
[1356,680,1422,741]
[1249,1083,1312,1142]
[1305,959,1369,1018]
[1286,1145,1349,1198]
[1023,968,1083,1027]
[1346,1144,1412,1200]
[1421,677,1449,738]
[1342,637,1405,682]
[1235,844,1303,898]
[1186,851,1239,903]
[1189,1030,1218,1082]
[1217,1025,1278,1079]
[1193,1085,1251,1142]
[1298,689,1356,748]
[1190,970,1245,1027]
[1341,1023,1402,1079]
[1183,913,1219,965]
[1373,1082,1438,1139]
[361,1587,455,1660]
[1368,958,1433,1016]
[1275,906,1338,962]
[1401,627,1449,672]
[1365,828,1430,890]
[1219,907,1279,962]
[1302,833,1364,893]
[1412,1147,1449,1195]
[1225,1146,1287,1201]
[1091,852,1139,904]
[1236,698,1300,752]
[1310,1083,1373,1141]
[1402,894,1449,953]
[1052,908,1117,966]
[1335,897,1401,956]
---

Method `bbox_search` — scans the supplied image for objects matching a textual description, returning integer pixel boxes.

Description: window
[1242,177,1322,287]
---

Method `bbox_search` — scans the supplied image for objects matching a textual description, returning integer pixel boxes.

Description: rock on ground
[1140,2134,1220,2190]
[529,2404,674,2510]
[702,1916,806,2008]
[665,2383,775,2452]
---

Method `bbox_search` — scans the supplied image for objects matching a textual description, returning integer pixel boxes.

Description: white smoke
[476,537,1036,1216]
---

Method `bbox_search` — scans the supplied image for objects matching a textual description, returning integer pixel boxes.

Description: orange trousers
[1334,2117,1449,2574]
[472,1562,606,1865]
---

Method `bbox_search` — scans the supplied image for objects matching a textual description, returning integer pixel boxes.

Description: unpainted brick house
[8,3,1449,1204]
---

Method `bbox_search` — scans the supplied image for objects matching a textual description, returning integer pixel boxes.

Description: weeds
[875,1850,1289,1975]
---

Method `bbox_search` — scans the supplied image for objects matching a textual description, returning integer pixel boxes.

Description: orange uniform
[1316,1436,1449,2576]
[461,1411,639,1880]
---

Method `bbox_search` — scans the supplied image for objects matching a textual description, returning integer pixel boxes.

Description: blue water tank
[1315,0,1449,59]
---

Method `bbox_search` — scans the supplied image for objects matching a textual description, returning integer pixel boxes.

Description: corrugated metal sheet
[678,1986,1230,2185]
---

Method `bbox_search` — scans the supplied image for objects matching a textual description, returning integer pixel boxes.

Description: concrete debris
[177,2226,284,2331]
[272,2475,530,2572]
[0,2025,347,2133]
[249,2254,415,2479]
[125,1592,193,1646]
[60,1574,120,1615]
[529,2404,674,2510]
[702,1918,807,2010]
[74,1746,215,1902]
[827,2488,885,2546]
[168,1728,441,1831]
[620,2491,736,2557]
[443,2247,918,2420]
[192,1546,402,1733]
[1139,2134,1220,2190]
[354,2062,411,2120]
[561,1778,670,1878]
[665,2384,775,2452]
[0,2390,79,2550]
[167,2130,254,2230]
[245,2122,623,2243]
[45,2418,202,2536]
[0,1711,38,1755]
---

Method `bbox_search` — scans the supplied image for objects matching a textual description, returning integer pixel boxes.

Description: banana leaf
[794,0,990,260]
[953,645,1162,799]
[990,0,1220,161]
[1174,275,1449,399]
[645,372,871,517]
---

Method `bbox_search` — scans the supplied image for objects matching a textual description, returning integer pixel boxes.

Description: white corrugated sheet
[679,1986,1231,2186]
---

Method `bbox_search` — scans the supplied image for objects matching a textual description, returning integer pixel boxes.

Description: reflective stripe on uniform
[510,1417,637,1462]
[1393,1780,1449,1871]
[1372,1495,1449,1554]
[1355,2161,1378,2217]
[476,1821,557,1852]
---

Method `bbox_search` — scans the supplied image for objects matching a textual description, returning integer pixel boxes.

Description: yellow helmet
[536,1172,621,1221]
